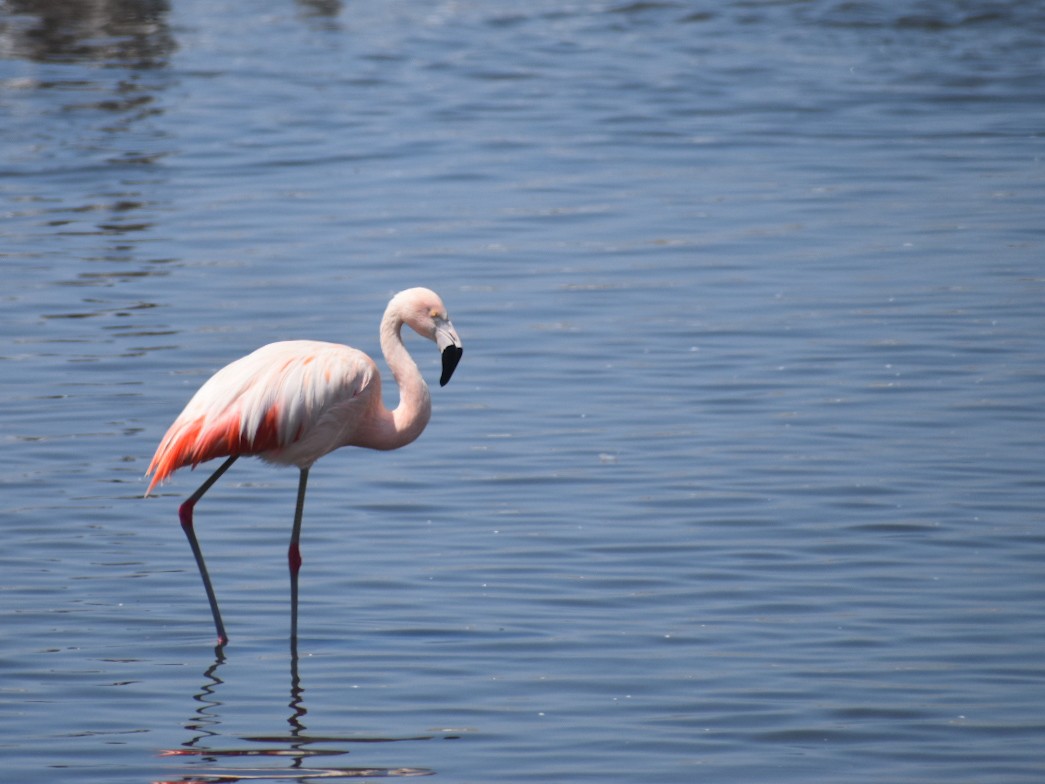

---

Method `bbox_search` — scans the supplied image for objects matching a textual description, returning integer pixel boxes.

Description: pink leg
[179,455,237,646]
[288,468,310,643]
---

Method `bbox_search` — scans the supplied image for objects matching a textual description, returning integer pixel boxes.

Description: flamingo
[145,287,463,646]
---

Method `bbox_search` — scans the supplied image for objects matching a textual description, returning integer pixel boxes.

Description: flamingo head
[394,287,463,386]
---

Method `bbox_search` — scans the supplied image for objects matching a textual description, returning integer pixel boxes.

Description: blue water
[2,1,1045,782]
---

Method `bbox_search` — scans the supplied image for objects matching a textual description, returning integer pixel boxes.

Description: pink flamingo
[145,287,463,645]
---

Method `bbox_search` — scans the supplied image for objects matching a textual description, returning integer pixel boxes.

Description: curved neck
[369,308,432,450]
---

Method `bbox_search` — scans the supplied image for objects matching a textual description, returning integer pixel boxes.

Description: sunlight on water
[1,1,1044,782]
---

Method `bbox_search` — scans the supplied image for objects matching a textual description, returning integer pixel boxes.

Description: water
[2,1,1044,781]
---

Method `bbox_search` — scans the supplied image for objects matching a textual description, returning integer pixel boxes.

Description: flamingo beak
[436,319,462,387]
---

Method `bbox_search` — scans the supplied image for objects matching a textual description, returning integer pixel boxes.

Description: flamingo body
[147,340,381,492]
[146,287,463,645]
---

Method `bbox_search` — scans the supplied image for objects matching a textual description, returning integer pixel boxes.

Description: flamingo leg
[179,455,238,645]
[288,467,310,643]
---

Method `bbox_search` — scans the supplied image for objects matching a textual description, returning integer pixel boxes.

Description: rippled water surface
[2,1,1044,782]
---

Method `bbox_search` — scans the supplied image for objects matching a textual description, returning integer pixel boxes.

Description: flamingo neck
[369,307,431,450]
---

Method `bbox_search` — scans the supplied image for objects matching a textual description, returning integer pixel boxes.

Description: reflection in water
[1,0,177,306]
[157,642,443,781]
[295,0,343,24]
[175,648,226,755]
[0,0,174,66]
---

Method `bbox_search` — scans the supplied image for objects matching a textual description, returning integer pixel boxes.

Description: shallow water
[2,1,1045,782]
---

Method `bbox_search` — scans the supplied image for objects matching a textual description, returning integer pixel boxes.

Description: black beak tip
[440,345,463,387]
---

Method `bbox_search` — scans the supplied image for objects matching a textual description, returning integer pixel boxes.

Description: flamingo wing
[146,341,377,494]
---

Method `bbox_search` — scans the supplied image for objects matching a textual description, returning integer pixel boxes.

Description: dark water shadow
[155,641,450,781]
